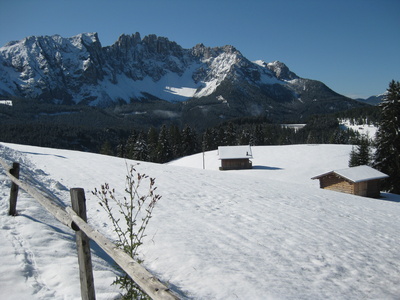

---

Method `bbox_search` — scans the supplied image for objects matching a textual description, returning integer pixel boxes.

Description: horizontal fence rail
[0,158,179,300]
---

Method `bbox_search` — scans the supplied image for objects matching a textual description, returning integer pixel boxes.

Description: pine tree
[349,136,372,167]
[349,146,359,167]
[374,80,400,193]
[116,143,125,158]
[132,131,148,161]
[168,125,182,158]
[202,128,215,151]
[224,122,236,146]
[217,127,226,146]
[263,125,274,145]
[181,125,198,157]
[357,136,372,165]
[100,140,114,156]
[147,127,158,162]
[238,128,251,145]
[155,125,172,163]
[124,130,137,159]
[252,124,264,145]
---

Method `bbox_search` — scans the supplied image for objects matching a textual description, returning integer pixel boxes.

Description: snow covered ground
[339,119,378,139]
[1,143,399,299]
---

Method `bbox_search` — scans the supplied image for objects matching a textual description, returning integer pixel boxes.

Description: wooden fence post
[9,162,20,216]
[70,188,96,300]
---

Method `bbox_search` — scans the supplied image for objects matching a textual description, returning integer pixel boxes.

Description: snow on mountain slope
[0,32,361,122]
[1,143,399,299]
[0,33,244,104]
[0,33,100,100]
[92,64,203,105]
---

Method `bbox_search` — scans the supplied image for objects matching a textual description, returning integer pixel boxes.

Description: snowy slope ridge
[1,143,399,299]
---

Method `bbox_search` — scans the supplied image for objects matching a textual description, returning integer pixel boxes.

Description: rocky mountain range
[0,32,366,127]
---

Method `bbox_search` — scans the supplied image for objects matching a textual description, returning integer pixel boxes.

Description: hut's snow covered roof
[218,145,253,160]
[312,165,388,183]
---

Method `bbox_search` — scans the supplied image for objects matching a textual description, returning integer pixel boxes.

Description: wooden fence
[0,159,179,300]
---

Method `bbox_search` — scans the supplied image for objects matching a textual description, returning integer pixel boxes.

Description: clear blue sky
[1,0,399,98]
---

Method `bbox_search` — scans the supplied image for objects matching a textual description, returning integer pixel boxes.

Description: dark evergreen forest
[0,98,380,164]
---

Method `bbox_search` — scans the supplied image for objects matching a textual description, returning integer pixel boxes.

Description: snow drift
[0,143,399,299]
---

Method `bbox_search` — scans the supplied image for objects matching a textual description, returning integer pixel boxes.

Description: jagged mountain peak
[265,61,298,81]
[0,32,257,104]
[7,32,100,48]
[113,33,184,56]
[0,32,102,63]
[191,43,241,58]
[0,32,363,121]
[115,32,142,45]
[254,60,298,81]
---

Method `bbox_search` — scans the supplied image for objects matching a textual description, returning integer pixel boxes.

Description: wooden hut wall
[319,174,355,194]
[220,159,252,170]
[354,181,367,197]
[319,175,382,198]
[366,179,381,198]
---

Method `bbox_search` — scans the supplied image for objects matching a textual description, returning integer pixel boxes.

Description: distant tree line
[335,105,380,126]
[0,122,130,153]
[0,99,382,166]
[111,124,199,163]
[101,112,376,164]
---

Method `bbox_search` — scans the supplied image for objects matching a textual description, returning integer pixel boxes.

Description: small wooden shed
[218,145,253,170]
[311,165,388,198]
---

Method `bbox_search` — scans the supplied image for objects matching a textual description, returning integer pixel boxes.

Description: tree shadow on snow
[378,193,400,203]
[252,165,283,170]
[21,151,67,159]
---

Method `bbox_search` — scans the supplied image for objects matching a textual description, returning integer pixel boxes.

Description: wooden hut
[311,165,388,198]
[218,145,253,170]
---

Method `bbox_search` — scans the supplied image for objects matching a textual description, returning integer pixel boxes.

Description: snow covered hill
[1,143,399,299]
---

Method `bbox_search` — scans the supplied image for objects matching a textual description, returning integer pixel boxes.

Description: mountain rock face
[355,94,385,106]
[0,32,364,123]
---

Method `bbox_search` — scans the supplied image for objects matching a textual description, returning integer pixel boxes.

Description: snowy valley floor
[1,143,399,299]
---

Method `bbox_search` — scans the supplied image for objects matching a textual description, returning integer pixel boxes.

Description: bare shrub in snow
[92,163,161,299]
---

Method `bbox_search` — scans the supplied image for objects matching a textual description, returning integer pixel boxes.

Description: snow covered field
[1,143,399,299]
[339,119,378,139]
